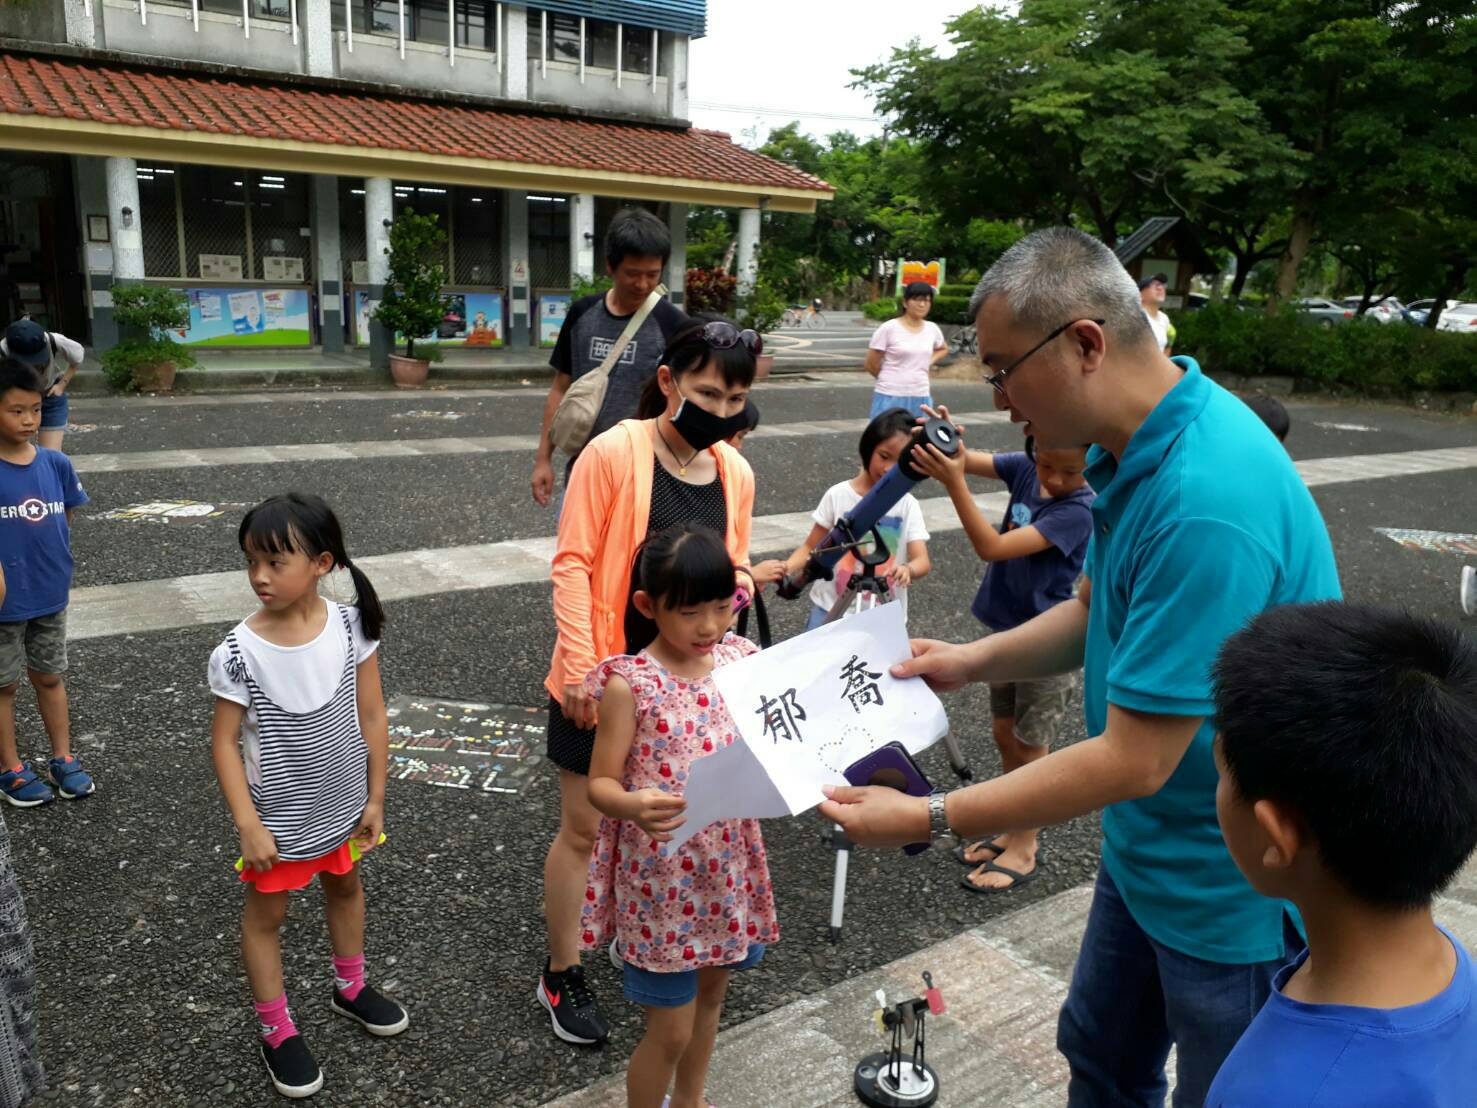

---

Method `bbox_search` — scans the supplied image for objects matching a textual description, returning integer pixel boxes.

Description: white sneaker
[609,938,624,971]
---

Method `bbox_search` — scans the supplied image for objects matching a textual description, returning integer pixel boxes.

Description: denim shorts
[623,943,766,1008]
[0,609,68,687]
[870,392,932,421]
[39,391,68,431]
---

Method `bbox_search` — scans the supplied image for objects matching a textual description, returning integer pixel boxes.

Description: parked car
[1339,296,1403,324]
[1294,298,1354,327]
[1404,299,1461,327]
[1435,302,1477,334]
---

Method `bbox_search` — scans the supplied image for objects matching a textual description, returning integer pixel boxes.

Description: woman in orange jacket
[536,319,766,1047]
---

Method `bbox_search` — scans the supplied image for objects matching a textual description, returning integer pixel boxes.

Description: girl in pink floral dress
[584,523,779,1108]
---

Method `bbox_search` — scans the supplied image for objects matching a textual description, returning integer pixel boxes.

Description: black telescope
[777,416,962,600]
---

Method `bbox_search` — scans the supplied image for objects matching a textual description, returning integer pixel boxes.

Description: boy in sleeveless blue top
[1207,603,1477,1107]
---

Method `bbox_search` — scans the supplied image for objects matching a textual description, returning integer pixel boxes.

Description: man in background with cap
[1,319,84,452]
[1139,273,1175,355]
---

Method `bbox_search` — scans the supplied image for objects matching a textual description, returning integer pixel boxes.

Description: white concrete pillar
[365,176,393,367]
[502,5,528,100]
[106,157,144,280]
[303,0,335,77]
[571,193,597,283]
[74,156,116,348]
[503,189,531,346]
[736,206,760,296]
[63,0,97,48]
[312,176,344,352]
[665,35,689,119]
[666,203,688,308]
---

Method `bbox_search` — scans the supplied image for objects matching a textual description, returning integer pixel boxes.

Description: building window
[621,24,663,75]
[335,0,498,49]
[528,11,666,75]
[547,12,581,63]
[155,0,292,19]
[585,18,617,69]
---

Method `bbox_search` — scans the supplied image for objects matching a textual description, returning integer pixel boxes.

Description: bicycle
[949,324,978,357]
[783,302,827,329]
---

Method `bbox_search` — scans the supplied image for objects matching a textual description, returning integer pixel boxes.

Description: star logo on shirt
[17,498,48,522]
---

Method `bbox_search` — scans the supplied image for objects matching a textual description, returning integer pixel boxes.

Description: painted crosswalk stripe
[68,412,1012,475]
[62,442,1477,640]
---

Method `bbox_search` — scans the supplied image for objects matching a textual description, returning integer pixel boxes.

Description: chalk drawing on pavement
[386,696,545,796]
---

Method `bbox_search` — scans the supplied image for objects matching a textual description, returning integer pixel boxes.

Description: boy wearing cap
[1,319,84,452]
[1139,274,1175,355]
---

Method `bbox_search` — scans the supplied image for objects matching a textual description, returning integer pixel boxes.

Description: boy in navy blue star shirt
[1208,602,1477,1107]
[913,414,1094,893]
[0,359,92,806]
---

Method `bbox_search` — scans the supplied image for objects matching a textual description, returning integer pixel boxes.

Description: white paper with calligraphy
[667,602,948,849]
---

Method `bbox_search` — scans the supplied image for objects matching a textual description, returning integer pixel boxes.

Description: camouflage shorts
[0,609,68,688]
[988,672,1079,747]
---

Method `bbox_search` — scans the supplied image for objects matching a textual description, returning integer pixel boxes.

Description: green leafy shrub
[571,272,614,300]
[862,298,898,321]
[931,296,974,326]
[373,208,452,359]
[734,274,787,336]
[938,284,975,299]
[1175,305,1477,395]
[99,284,197,392]
[684,267,738,315]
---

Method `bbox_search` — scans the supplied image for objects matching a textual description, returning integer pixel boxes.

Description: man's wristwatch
[927,790,952,846]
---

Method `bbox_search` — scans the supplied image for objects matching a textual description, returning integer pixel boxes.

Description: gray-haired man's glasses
[985,319,1105,396]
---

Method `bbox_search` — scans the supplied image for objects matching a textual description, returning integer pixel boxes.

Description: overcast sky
[687,2,974,146]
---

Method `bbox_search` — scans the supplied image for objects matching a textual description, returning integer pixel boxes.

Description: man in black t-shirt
[531,209,687,506]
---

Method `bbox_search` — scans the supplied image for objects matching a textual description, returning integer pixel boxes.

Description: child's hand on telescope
[631,788,687,842]
[887,563,913,589]
[910,434,968,489]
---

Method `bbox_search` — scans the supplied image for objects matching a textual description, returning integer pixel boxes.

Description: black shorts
[546,696,596,776]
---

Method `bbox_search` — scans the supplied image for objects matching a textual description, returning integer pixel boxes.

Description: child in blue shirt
[912,417,1094,893]
[1208,602,1477,1107]
[0,359,92,806]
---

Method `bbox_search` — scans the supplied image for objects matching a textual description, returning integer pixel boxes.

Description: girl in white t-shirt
[865,282,948,420]
[208,493,406,1099]
[756,408,932,632]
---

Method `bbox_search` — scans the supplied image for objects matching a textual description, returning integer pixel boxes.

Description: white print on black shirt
[0,499,63,522]
[590,336,639,365]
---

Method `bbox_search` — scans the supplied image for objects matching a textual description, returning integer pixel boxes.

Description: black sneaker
[537,960,610,1045]
[329,984,410,1037]
[260,1035,323,1099]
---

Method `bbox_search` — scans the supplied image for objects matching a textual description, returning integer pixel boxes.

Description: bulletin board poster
[354,290,504,347]
[538,294,571,347]
[179,287,312,347]
[895,259,946,295]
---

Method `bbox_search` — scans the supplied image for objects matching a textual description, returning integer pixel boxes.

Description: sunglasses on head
[699,321,763,356]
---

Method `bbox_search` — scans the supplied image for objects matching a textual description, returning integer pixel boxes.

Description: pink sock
[332,953,365,1001]
[254,994,297,1049]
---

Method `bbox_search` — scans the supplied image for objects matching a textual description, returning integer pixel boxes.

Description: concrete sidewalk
[68,340,861,394]
[542,858,1477,1107]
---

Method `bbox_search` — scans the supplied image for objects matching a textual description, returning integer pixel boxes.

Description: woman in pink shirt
[865,281,948,419]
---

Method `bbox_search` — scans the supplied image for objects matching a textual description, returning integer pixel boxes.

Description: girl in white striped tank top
[209,493,408,1100]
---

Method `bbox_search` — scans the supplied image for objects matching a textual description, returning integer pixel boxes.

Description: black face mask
[670,385,748,451]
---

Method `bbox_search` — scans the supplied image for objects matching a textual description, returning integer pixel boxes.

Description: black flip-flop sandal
[959,859,1041,894]
[952,835,1006,866]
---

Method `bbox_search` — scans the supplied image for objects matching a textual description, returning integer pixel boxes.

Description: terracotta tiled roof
[0,54,832,195]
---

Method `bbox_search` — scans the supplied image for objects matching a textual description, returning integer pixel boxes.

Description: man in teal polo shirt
[820,227,1340,1106]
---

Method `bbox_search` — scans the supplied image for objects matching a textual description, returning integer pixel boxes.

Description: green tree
[855,0,1291,244]
[373,209,452,358]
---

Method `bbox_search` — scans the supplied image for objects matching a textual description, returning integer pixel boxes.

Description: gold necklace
[657,423,702,477]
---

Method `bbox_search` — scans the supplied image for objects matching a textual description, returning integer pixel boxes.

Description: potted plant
[99,285,197,393]
[734,273,786,381]
[373,209,453,388]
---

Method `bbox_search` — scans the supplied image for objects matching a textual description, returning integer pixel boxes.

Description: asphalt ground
[7,379,1476,1105]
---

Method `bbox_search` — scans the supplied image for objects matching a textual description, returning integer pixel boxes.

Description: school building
[0,1,832,363]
